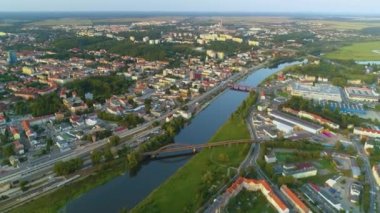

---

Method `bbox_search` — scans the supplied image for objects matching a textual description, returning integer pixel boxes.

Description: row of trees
[232,91,257,120]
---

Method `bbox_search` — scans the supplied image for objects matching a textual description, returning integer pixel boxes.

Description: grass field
[325,41,380,61]
[131,117,251,213]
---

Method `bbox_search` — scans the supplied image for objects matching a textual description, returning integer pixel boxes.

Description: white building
[353,127,380,138]
[345,87,379,102]
[288,82,342,102]
[269,110,323,134]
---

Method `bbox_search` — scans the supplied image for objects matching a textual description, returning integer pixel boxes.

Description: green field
[131,117,251,213]
[325,41,380,61]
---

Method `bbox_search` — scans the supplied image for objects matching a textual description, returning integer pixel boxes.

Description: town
[0,11,380,213]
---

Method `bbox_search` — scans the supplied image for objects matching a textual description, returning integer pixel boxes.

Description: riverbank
[131,93,256,213]
[10,158,129,213]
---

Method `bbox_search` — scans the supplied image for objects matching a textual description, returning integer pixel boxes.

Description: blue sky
[2,0,379,14]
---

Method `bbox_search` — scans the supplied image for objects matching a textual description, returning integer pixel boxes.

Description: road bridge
[228,83,256,92]
[143,139,256,158]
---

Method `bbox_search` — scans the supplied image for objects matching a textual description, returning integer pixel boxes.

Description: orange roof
[226,177,288,211]
[281,185,310,213]
[268,192,288,211]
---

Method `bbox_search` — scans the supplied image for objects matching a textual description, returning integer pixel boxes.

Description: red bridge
[143,139,256,158]
[228,84,256,92]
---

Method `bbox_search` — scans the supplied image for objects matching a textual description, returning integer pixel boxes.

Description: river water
[65,61,301,213]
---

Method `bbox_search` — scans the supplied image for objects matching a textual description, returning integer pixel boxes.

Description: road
[352,138,378,213]
[245,108,294,209]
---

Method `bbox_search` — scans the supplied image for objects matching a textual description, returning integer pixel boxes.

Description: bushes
[54,158,83,176]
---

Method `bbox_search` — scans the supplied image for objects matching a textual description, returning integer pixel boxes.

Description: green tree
[91,150,103,165]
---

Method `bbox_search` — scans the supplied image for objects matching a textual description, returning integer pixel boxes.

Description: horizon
[2,0,380,15]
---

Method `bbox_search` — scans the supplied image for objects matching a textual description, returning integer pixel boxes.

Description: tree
[91,150,103,165]
[2,145,14,158]
[20,180,29,191]
[144,98,152,114]
[103,147,114,162]
[126,152,139,170]
[109,135,121,146]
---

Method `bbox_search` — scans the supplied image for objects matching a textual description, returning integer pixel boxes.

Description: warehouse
[288,82,342,102]
[269,110,323,134]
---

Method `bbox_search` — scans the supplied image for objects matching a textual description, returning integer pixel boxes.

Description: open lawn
[131,117,251,213]
[325,41,380,61]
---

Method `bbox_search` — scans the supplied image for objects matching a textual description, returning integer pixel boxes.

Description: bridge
[143,139,256,158]
[228,84,256,92]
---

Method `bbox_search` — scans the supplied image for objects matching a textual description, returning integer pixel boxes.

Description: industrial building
[345,87,379,102]
[288,82,342,102]
[268,110,323,134]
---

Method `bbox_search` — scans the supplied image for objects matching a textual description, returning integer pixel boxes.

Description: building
[63,95,88,114]
[9,126,20,140]
[283,107,340,130]
[221,177,289,213]
[350,182,362,204]
[13,141,24,155]
[269,110,323,134]
[21,120,36,140]
[351,159,361,179]
[272,119,294,135]
[372,164,380,186]
[353,127,380,138]
[345,87,379,102]
[288,82,342,102]
[280,185,311,213]
[282,162,318,179]
[7,50,17,65]
[9,156,19,167]
[265,152,277,163]
[304,183,343,211]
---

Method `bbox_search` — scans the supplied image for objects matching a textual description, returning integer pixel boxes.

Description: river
[65,61,302,213]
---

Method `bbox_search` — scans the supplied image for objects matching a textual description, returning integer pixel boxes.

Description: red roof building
[281,185,311,213]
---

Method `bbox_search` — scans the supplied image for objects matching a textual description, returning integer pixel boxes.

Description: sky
[1,0,380,14]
